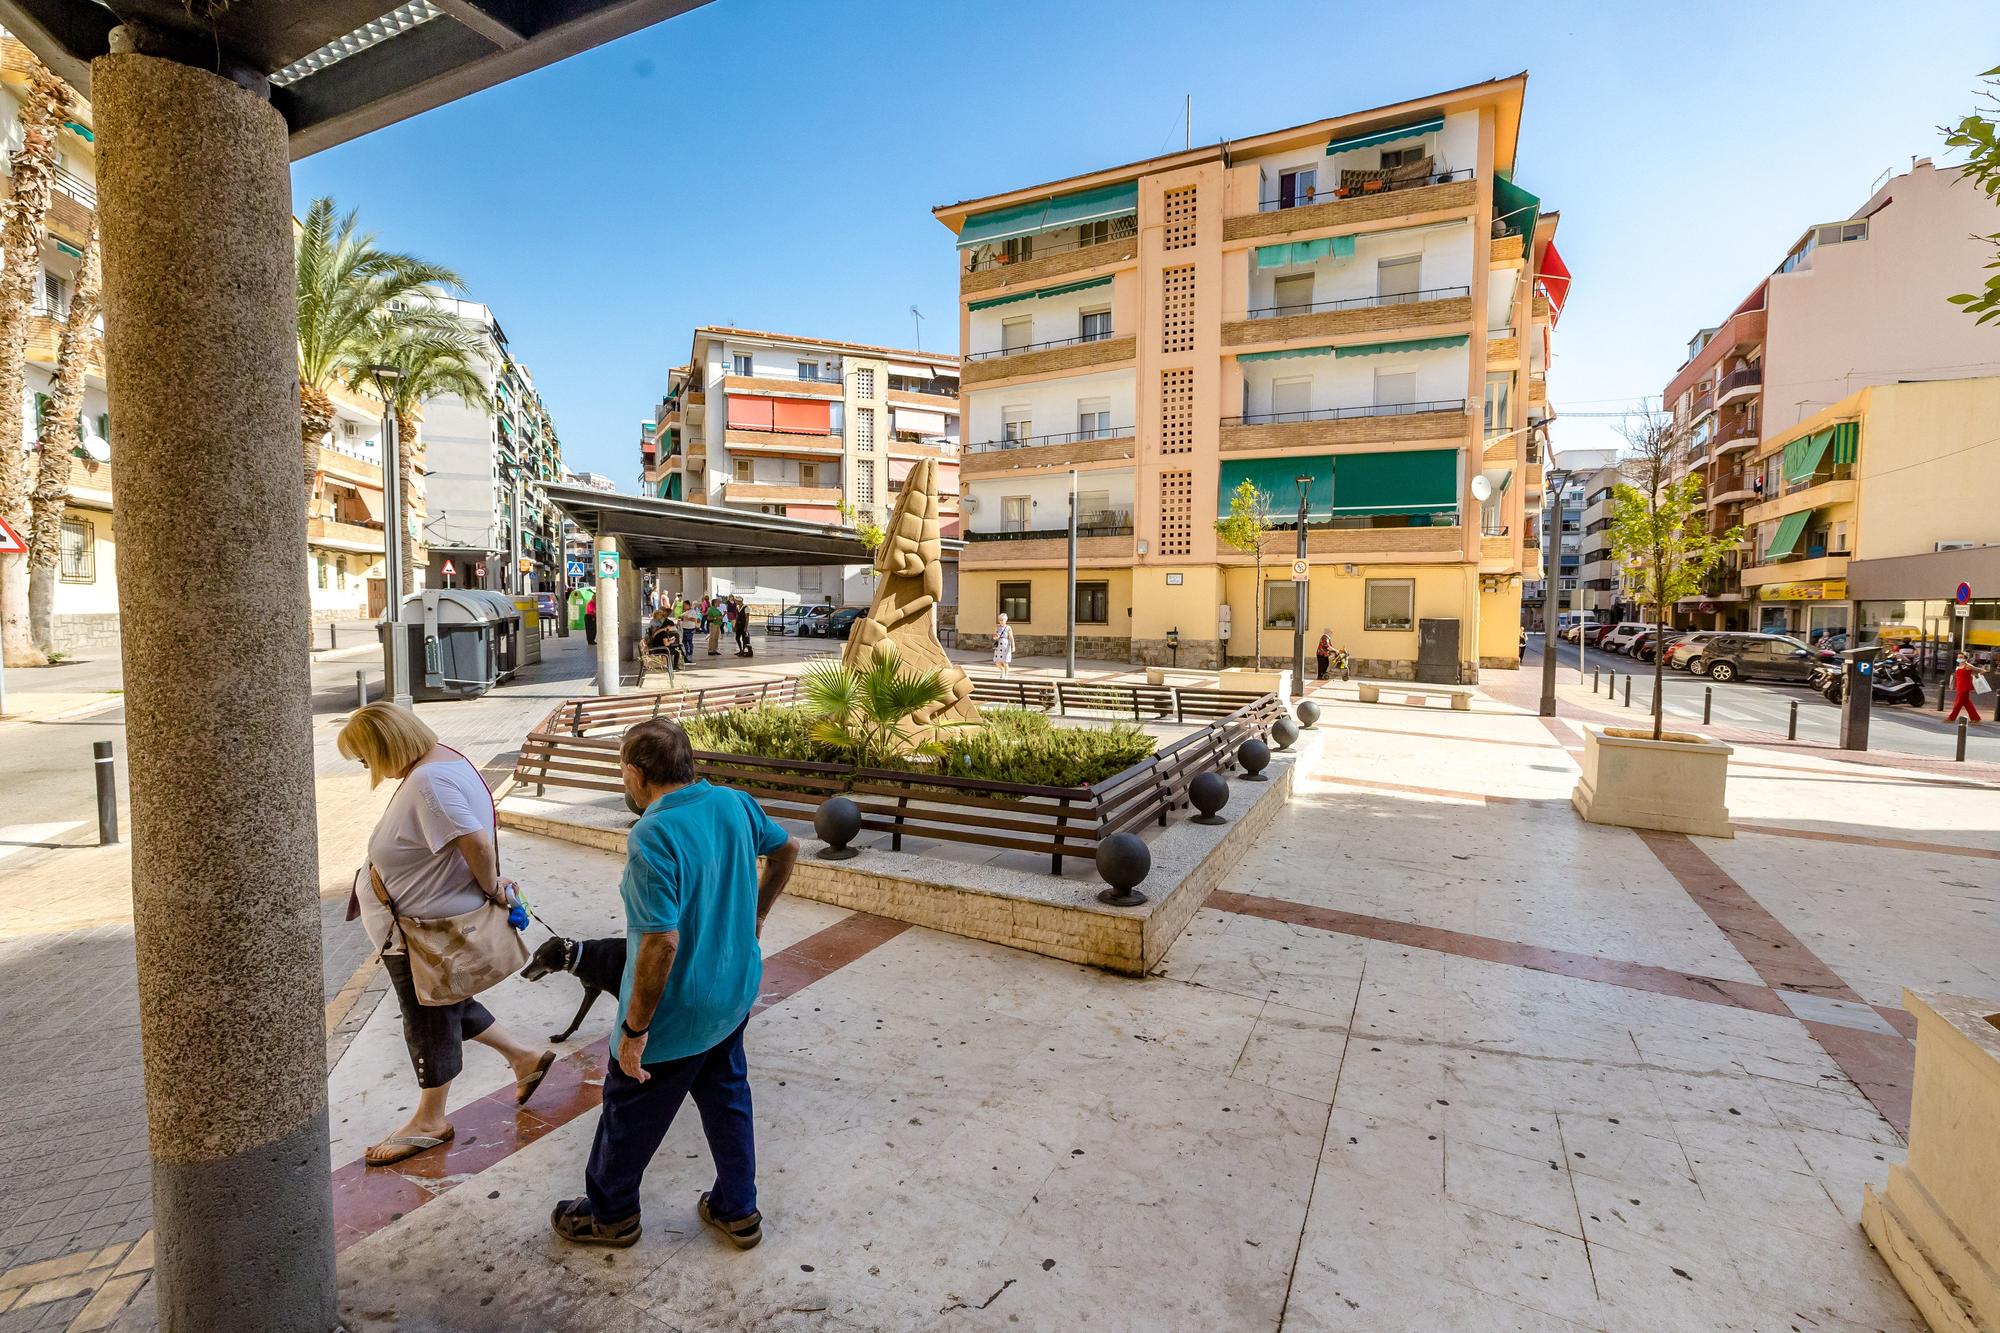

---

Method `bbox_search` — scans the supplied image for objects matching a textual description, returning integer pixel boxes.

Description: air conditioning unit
[960,494,978,510]
[1935,540,1976,552]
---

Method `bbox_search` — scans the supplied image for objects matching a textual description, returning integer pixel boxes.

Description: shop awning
[1830,421,1859,465]
[1334,334,1469,359]
[966,274,1113,312]
[1535,241,1571,325]
[956,180,1138,249]
[1238,345,1335,363]
[1764,509,1813,560]
[1334,448,1460,515]
[1325,114,1443,156]
[1782,428,1834,485]
[1218,456,1333,518]
[1253,235,1354,269]
[1493,174,1540,243]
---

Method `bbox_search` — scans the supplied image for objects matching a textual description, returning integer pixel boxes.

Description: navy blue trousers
[585,1017,757,1223]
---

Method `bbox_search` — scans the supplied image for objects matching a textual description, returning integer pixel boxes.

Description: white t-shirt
[357,753,495,952]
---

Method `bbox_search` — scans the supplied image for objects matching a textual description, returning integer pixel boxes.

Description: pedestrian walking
[1315,629,1333,682]
[705,597,725,657]
[583,588,598,645]
[732,597,754,658]
[1947,652,1985,724]
[992,612,1015,673]
[338,703,555,1166]
[551,719,798,1250]
[677,598,699,661]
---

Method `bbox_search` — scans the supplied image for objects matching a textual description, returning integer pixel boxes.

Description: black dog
[519,935,628,1043]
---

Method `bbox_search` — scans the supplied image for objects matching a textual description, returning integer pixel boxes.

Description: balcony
[720,373,843,399]
[886,383,959,407]
[712,481,841,507]
[1303,523,1463,557]
[960,333,1135,386]
[963,216,1137,275]
[1220,399,1467,453]
[1709,472,1757,506]
[306,517,385,553]
[1713,417,1760,456]
[1716,365,1762,406]
[723,428,843,455]
[1223,287,1471,348]
[961,220,1139,295]
[1745,475,1856,526]
[973,508,1134,541]
[1740,552,1850,589]
[1224,172,1476,242]
[961,528,1135,567]
[963,430,1134,476]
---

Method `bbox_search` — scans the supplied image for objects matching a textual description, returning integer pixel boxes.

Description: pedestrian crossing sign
[566,559,589,578]
[0,515,23,555]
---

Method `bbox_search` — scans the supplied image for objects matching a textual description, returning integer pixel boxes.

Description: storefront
[1847,546,2000,674]
[1856,598,2000,673]
[1752,579,1849,646]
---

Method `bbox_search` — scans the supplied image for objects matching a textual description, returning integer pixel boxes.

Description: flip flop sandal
[550,1197,641,1248]
[698,1192,762,1250]
[516,1051,558,1106]
[364,1126,454,1167]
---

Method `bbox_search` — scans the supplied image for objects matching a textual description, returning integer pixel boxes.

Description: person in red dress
[1946,652,1983,724]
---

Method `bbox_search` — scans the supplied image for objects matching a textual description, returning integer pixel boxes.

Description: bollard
[1703,686,1712,725]
[1788,699,1798,740]
[329,623,338,652]
[1958,719,1969,763]
[1623,674,1632,708]
[356,669,368,710]
[93,741,118,845]
[1593,668,1600,694]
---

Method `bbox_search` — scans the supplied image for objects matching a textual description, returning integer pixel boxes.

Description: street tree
[1944,65,2000,324]
[27,218,101,653]
[1610,414,1743,741]
[1214,477,1277,670]
[0,58,74,667]
[295,198,464,495]
[345,312,489,594]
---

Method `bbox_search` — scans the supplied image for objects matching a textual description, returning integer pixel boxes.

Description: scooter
[1813,658,1926,707]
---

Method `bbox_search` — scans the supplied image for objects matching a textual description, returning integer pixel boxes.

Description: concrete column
[595,531,620,694]
[93,51,335,1330]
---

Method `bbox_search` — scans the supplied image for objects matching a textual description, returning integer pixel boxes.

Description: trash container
[512,595,543,667]
[379,590,513,701]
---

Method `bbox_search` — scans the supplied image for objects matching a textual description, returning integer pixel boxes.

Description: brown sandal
[516,1051,557,1106]
[365,1125,453,1166]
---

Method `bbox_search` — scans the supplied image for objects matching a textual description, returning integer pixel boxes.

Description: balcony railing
[1257,167,1473,212]
[967,425,1133,455]
[1718,366,1762,397]
[1482,521,1510,537]
[1271,513,1462,532]
[970,508,1134,540]
[1223,397,1467,428]
[52,164,94,210]
[962,216,1137,272]
[966,328,1115,362]
[889,378,959,398]
[1245,284,1469,320]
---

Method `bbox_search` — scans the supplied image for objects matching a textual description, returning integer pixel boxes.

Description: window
[1001,317,1033,353]
[998,582,1032,622]
[1364,578,1415,630]
[799,566,823,593]
[731,353,753,377]
[1271,377,1312,419]
[1075,581,1109,624]
[1483,373,1512,438]
[1832,520,1849,554]
[1079,308,1112,343]
[1002,236,1034,264]
[59,517,93,582]
[336,556,349,589]
[1001,406,1033,444]
[853,367,873,398]
[1078,218,1121,248]
[854,458,876,507]
[1273,273,1314,315]
[1377,256,1421,303]
[40,271,67,316]
[798,361,817,381]
[734,457,753,482]
[316,557,328,589]
[1001,495,1032,532]
[1078,488,1112,530]
[1264,581,1298,629]
[1374,370,1417,408]
[1076,398,1111,439]
[1278,167,1317,209]
[1379,145,1425,169]
[800,462,821,488]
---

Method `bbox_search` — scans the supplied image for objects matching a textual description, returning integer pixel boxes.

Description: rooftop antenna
[910,305,924,350]
[1185,94,1192,149]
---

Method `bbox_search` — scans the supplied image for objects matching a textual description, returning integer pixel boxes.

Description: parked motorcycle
[1813,658,1926,707]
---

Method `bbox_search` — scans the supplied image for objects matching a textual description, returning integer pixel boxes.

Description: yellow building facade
[937,76,1563,679]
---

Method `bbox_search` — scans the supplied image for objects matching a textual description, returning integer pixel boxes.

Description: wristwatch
[621,1020,648,1040]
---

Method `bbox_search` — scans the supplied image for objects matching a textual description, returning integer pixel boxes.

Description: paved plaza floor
[2,649,1995,1330]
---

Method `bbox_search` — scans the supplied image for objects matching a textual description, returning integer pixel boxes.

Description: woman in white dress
[992,612,1015,673]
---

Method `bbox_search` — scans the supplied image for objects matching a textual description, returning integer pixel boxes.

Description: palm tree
[294,198,464,495]
[0,58,74,667]
[26,218,102,653]
[801,648,957,769]
[344,312,489,594]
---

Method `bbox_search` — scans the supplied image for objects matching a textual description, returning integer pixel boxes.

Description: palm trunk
[396,406,421,595]
[300,382,334,499]
[26,219,100,654]
[0,63,72,668]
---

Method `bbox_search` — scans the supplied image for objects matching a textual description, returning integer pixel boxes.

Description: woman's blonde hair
[338,703,438,787]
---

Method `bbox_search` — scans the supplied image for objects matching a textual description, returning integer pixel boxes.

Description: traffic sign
[0,515,23,555]
[1956,581,1973,606]
[1290,558,1310,582]
[440,559,457,577]
[597,550,621,580]
[566,559,589,578]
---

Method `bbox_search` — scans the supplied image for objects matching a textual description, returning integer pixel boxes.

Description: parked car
[1698,633,1819,684]
[766,605,818,636]
[534,592,559,620]
[787,605,834,637]
[1589,622,1627,649]
[821,606,866,640]
[1665,631,1725,672]
[1557,616,1604,643]
[1630,629,1683,662]
[1598,622,1651,653]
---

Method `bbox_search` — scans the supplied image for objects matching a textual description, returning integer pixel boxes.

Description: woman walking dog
[340,703,557,1165]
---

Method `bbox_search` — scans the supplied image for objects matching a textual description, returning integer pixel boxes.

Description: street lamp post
[1064,469,1077,679]
[1292,475,1311,691]
[370,365,412,708]
[1538,467,1568,717]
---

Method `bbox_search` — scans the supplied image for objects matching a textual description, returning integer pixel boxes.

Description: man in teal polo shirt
[551,718,797,1249]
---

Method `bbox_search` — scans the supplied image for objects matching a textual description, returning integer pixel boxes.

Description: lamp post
[1064,468,1078,679]
[1292,474,1311,692]
[370,365,412,708]
[1538,466,1569,717]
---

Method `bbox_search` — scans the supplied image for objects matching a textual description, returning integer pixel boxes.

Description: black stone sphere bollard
[1237,737,1271,781]
[1188,770,1229,825]
[1095,831,1151,907]
[1295,699,1321,729]
[813,795,862,860]
[1271,716,1300,751]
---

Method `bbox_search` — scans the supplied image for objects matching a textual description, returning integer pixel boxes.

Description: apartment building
[1662,159,2000,635]
[645,328,961,608]
[934,75,1565,678]
[1523,448,1619,628]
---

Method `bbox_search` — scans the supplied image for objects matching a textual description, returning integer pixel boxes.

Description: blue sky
[293,0,1996,482]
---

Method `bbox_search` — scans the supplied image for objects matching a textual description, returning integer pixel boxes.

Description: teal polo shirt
[615,780,790,1064]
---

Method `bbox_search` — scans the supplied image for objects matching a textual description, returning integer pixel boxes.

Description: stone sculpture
[843,456,980,733]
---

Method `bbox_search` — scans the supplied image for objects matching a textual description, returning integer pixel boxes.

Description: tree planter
[1570,725,1732,838]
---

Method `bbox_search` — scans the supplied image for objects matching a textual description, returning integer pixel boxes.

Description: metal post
[595,532,621,696]
[1703,687,1711,724]
[373,367,412,709]
[1592,668,1599,694]
[1292,474,1310,693]
[355,669,368,710]
[93,741,118,845]
[1623,674,1632,708]
[328,623,337,651]
[1538,468,1566,717]
[1958,719,1969,762]
[1064,470,1077,680]
[1788,700,1798,739]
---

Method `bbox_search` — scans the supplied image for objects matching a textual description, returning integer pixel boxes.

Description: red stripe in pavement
[1737,821,2000,861]
[1315,774,1564,806]
[330,910,909,1252]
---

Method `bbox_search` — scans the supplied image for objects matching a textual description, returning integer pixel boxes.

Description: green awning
[1782,428,1834,485]
[62,119,92,142]
[956,181,1138,249]
[1830,421,1859,465]
[1333,449,1460,515]
[1238,345,1334,363]
[967,290,1039,312]
[53,240,83,260]
[1334,334,1469,359]
[1493,173,1540,243]
[1254,235,1353,269]
[1219,456,1333,519]
[967,274,1112,311]
[1325,114,1443,156]
[1764,509,1813,560]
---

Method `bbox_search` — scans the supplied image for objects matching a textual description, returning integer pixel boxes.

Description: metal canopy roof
[0,0,711,157]
[543,483,964,571]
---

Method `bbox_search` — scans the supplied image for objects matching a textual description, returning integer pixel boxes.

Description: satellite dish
[1470,475,1493,503]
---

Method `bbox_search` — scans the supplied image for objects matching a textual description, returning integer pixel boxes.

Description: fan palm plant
[295,197,465,492]
[345,312,489,594]
[801,648,957,769]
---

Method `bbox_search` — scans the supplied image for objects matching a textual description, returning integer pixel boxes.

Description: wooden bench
[1355,680,1475,710]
